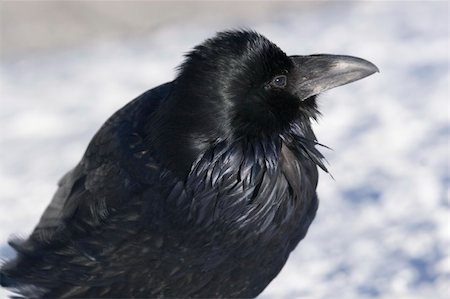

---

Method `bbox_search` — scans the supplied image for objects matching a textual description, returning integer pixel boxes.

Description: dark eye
[271,75,287,88]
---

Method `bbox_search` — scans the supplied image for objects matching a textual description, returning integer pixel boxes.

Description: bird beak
[289,54,379,101]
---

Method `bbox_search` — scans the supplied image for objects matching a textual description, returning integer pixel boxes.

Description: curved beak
[290,54,379,101]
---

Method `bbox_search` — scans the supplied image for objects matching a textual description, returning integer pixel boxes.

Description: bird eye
[271,75,287,88]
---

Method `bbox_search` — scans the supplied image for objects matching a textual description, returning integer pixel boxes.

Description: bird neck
[180,123,322,234]
[147,86,232,180]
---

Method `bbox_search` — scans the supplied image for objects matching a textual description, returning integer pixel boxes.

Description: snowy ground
[1,2,449,299]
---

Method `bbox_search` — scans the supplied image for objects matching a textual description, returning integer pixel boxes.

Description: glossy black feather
[0,30,367,299]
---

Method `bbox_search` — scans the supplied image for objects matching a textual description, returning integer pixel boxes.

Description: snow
[1,2,449,298]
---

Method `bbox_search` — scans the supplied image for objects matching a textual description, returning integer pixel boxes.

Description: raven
[1,30,378,298]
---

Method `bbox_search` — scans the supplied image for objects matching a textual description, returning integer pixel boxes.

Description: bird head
[153,30,378,179]
[175,30,378,138]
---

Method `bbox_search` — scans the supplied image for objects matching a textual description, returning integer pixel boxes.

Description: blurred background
[0,1,448,298]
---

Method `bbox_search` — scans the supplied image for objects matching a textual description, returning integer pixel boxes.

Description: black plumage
[0,30,378,298]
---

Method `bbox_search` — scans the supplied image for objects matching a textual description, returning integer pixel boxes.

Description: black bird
[0,30,378,298]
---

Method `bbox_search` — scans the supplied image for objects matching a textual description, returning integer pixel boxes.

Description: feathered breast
[166,132,321,240]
